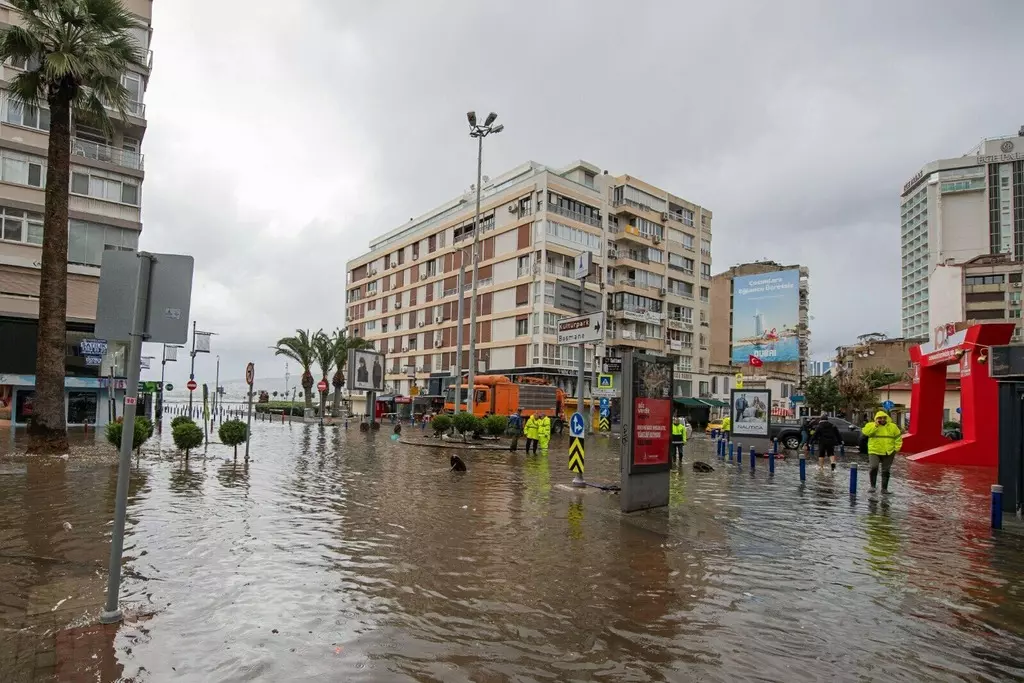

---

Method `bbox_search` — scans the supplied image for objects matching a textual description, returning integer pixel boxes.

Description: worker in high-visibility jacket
[721,415,732,441]
[524,413,540,455]
[537,413,552,454]
[671,417,687,463]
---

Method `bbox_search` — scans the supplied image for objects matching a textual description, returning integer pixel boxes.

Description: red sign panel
[317,380,328,393]
[632,398,671,467]
[186,380,197,391]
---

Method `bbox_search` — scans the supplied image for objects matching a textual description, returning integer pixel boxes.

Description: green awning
[674,398,706,407]
[702,399,729,408]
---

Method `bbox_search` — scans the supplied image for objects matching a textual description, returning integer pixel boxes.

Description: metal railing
[71,138,144,171]
[547,202,601,228]
[546,263,574,278]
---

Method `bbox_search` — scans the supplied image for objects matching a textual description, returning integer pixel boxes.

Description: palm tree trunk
[332,387,341,417]
[302,373,313,410]
[27,88,73,454]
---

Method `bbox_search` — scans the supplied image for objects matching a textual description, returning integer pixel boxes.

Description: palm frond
[273,329,315,372]
[313,330,335,379]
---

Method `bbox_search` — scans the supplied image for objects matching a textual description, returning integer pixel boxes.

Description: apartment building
[929,253,1024,339]
[832,333,919,379]
[0,0,153,426]
[345,160,713,399]
[901,127,1024,338]
[708,261,810,387]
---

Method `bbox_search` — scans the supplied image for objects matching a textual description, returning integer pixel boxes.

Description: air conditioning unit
[421,273,428,281]
[413,254,419,260]
[395,302,402,309]
[368,268,377,276]
[402,346,409,352]
[659,288,667,296]
[661,212,670,221]
[1014,282,1022,288]
[418,321,425,327]
[508,204,518,213]
[390,261,397,268]
[653,235,662,244]
[434,340,442,348]
[435,315,443,324]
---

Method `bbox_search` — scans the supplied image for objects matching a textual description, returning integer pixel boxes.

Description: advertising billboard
[626,353,673,474]
[348,348,385,392]
[730,269,801,363]
[730,389,771,438]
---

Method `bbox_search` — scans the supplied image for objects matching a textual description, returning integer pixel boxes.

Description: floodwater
[2,416,1023,682]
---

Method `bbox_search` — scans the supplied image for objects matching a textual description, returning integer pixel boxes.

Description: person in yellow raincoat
[537,413,552,454]
[524,413,540,455]
[721,415,732,441]
[862,410,903,493]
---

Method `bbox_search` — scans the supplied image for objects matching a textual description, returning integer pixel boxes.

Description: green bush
[104,418,151,452]
[171,415,195,429]
[431,414,453,436]
[484,414,506,437]
[218,420,248,457]
[942,420,961,430]
[452,412,480,437]
[172,421,204,457]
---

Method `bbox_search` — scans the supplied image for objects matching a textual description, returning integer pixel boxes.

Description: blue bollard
[769,450,775,475]
[772,438,779,455]
[750,447,755,471]
[718,439,724,459]
[345,418,349,430]
[420,419,426,430]
[737,444,742,465]
[799,453,806,482]
[809,442,815,457]
[728,442,735,462]
[992,484,1003,530]
[840,442,846,457]
[849,462,858,496]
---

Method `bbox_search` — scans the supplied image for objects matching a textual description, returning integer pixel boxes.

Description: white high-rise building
[900,127,1024,338]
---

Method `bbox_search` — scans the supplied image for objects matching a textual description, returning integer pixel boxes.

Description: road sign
[557,311,605,345]
[125,396,136,405]
[165,383,173,391]
[956,407,961,414]
[592,388,619,398]
[882,400,894,411]
[599,396,610,414]
[568,436,585,473]
[597,373,613,389]
[574,251,593,279]
[318,380,328,393]
[186,380,197,392]
[598,417,610,432]
[245,362,255,386]
[601,357,622,373]
[570,412,585,438]
[95,251,194,344]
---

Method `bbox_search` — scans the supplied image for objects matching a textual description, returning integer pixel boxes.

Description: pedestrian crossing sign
[597,374,613,389]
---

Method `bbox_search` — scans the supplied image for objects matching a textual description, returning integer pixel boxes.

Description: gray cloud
[137,0,1024,385]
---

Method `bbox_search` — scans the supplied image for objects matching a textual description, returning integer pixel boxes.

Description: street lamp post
[465,111,503,415]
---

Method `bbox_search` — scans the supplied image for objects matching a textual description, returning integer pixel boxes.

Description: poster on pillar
[627,353,673,474]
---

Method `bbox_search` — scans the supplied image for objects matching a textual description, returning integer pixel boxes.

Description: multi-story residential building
[344,160,713,400]
[0,0,153,427]
[929,253,1024,341]
[901,127,1024,338]
[708,261,810,385]
[831,334,920,379]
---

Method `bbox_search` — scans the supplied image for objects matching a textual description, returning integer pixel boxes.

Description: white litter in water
[51,597,69,611]
[62,521,73,531]
[59,454,69,460]
[461,505,468,509]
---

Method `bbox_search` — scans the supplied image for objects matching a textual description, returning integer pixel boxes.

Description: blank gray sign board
[95,251,194,344]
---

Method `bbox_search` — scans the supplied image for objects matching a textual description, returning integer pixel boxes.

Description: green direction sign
[165,383,174,391]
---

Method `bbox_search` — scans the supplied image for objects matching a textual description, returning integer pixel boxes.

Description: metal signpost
[318,379,328,426]
[245,362,255,459]
[599,396,611,432]
[94,251,193,624]
[566,252,598,486]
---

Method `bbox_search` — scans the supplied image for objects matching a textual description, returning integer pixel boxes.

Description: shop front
[0,374,121,428]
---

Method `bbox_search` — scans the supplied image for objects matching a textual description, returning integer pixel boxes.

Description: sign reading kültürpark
[556,311,605,345]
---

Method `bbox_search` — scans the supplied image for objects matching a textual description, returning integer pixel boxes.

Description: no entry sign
[187,379,197,392]
[318,380,328,393]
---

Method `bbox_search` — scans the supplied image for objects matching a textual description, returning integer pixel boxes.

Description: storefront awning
[701,398,729,408]
[674,398,706,407]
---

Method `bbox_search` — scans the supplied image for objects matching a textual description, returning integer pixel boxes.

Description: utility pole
[574,273,587,487]
[214,355,220,418]
[454,264,465,413]
[188,320,196,411]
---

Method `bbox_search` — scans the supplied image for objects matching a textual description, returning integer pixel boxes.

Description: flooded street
[2,417,1024,682]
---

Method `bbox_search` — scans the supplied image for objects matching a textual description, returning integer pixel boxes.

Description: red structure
[902,323,1014,467]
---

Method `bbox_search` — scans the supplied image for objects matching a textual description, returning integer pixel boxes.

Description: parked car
[770,416,864,450]
[705,419,723,434]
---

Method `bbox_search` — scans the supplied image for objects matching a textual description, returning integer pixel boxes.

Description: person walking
[861,410,903,492]
[524,413,540,455]
[721,415,732,441]
[811,414,841,472]
[537,413,552,455]
[507,408,524,452]
[671,417,687,464]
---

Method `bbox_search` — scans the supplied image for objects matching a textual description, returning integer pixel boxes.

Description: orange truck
[444,375,565,419]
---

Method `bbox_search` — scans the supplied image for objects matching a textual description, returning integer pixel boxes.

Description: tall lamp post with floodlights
[465,111,503,415]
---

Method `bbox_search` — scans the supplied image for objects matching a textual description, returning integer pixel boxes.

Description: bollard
[840,442,846,457]
[991,485,1003,530]
[750,447,755,471]
[719,439,725,459]
[772,438,778,455]
[810,443,816,457]
[849,462,858,496]
[769,450,775,475]
[799,452,806,482]
[736,444,742,465]
[728,442,734,462]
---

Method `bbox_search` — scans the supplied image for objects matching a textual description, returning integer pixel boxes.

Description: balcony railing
[546,263,575,278]
[71,138,144,171]
[666,288,694,300]
[546,202,601,228]
[517,265,535,278]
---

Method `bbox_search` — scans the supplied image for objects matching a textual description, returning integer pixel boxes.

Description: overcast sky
[136,0,1024,388]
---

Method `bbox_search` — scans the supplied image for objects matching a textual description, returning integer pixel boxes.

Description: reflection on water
[1,422,1023,682]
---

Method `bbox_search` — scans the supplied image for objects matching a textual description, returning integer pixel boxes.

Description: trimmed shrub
[431,414,453,436]
[218,420,248,458]
[942,420,960,430]
[172,421,204,458]
[171,415,195,429]
[484,414,506,437]
[105,417,151,452]
[452,412,480,438]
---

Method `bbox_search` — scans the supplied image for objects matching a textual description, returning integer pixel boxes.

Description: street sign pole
[572,257,591,488]
[100,253,153,625]
[245,362,254,460]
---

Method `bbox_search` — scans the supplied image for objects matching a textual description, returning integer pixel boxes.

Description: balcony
[665,288,695,300]
[517,264,536,278]
[610,224,654,246]
[613,249,651,265]
[546,263,575,278]
[72,138,144,171]
[666,317,693,331]
[546,202,601,228]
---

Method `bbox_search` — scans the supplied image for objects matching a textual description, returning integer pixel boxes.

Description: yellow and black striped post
[598,416,610,432]
[569,436,585,476]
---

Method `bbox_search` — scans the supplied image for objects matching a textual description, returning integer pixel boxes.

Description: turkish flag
[748,355,764,367]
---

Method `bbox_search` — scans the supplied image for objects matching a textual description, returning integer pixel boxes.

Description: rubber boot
[881,472,890,493]
[869,468,878,490]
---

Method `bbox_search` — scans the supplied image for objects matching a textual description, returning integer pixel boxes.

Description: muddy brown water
[2,418,1023,682]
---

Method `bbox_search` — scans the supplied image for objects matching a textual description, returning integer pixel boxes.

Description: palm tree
[0,0,146,454]
[312,330,334,419]
[273,330,316,411]
[331,330,371,417]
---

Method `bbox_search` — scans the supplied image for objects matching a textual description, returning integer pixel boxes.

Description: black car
[771,416,864,451]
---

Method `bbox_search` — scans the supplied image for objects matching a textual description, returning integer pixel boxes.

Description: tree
[860,368,902,391]
[838,375,877,418]
[105,417,151,453]
[312,329,334,418]
[273,330,316,411]
[332,330,371,418]
[804,374,841,414]
[218,420,248,459]
[0,0,146,453]
[172,421,204,459]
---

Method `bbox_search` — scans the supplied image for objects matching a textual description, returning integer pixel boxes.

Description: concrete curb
[398,436,513,451]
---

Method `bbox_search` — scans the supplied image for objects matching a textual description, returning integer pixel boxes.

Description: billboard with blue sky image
[731,269,800,363]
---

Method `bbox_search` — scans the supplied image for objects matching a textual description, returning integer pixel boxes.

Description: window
[516,318,529,336]
[965,274,1005,286]
[700,263,712,277]
[548,192,601,225]
[68,220,139,266]
[543,312,560,335]
[7,55,41,71]
[70,169,140,205]
[538,219,601,251]
[1,150,43,187]
[0,207,43,245]
[711,377,718,394]
[700,239,711,254]
[700,286,709,302]
[583,171,595,188]
[4,97,50,131]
